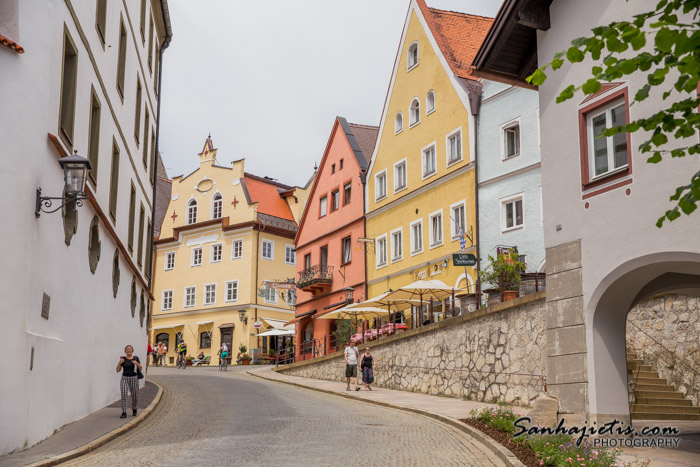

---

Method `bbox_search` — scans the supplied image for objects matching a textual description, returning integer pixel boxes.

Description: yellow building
[364,1,493,323]
[150,136,310,364]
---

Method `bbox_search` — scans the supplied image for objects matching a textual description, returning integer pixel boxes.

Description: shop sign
[413,262,445,280]
[253,321,263,328]
[453,253,477,267]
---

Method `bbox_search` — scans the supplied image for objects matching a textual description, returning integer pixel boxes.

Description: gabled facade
[292,118,378,358]
[364,0,492,323]
[150,137,309,364]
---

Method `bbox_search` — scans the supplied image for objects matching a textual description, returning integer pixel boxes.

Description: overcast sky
[159,0,502,187]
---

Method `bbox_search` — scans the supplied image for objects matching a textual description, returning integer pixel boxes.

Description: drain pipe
[466,82,483,310]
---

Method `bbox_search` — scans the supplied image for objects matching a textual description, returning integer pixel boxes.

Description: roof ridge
[243,172,294,190]
[347,122,379,129]
[427,7,493,21]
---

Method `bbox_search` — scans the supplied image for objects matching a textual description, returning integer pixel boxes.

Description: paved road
[65,367,502,467]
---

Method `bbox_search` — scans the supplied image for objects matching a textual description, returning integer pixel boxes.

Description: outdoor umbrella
[256,329,295,337]
[345,291,419,326]
[384,279,462,326]
[317,305,389,321]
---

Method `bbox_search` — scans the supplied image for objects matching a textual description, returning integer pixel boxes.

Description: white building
[0,0,172,454]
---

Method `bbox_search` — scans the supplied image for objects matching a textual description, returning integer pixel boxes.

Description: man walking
[344,339,360,391]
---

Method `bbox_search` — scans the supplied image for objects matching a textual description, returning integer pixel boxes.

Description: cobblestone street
[64,367,503,467]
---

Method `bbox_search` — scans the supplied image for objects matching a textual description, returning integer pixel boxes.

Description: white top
[345,345,359,365]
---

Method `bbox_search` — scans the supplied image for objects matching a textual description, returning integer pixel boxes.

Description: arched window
[426,90,435,114]
[407,42,419,69]
[155,332,170,349]
[395,112,403,134]
[303,321,314,342]
[409,98,420,126]
[211,192,222,219]
[187,198,197,225]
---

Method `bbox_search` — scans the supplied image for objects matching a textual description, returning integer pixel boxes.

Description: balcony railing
[297,264,333,290]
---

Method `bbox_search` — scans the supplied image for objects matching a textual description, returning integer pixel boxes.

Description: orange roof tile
[243,174,295,221]
[0,34,24,53]
[416,0,493,80]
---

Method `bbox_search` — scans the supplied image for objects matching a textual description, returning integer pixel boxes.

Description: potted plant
[237,344,251,365]
[186,356,194,366]
[239,353,251,365]
[478,248,525,302]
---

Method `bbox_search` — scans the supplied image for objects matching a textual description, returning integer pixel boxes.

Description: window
[409,99,420,126]
[140,0,147,41]
[426,90,435,114]
[331,163,336,174]
[162,290,173,310]
[502,196,524,231]
[191,247,202,266]
[391,228,402,262]
[87,89,101,185]
[304,253,311,270]
[212,192,222,219]
[376,235,387,268]
[187,199,197,225]
[447,129,462,165]
[232,239,242,259]
[149,130,157,180]
[422,144,436,178]
[262,239,274,260]
[59,30,78,148]
[287,289,297,307]
[587,99,629,179]
[184,286,196,308]
[263,282,277,304]
[502,121,521,159]
[450,202,466,240]
[342,236,352,264]
[320,245,328,268]
[108,142,120,220]
[137,204,145,266]
[204,284,216,305]
[331,189,339,211]
[96,0,107,45]
[200,332,211,349]
[395,112,403,133]
[153,40,160,94]
[165,252,175,270]
[147,15,154,72]
[375,170,387,201]
[127,184,136,251]
[116,20,127,98]
[429,210,443,247]
[210,243,222,263]
[145,218,152,276]
[410,219,423,255]
[394,159,407,192]
[142,110,149,167]
[339,159,344,170]
[319,196,327,217]
[343,182,351,205]
[225,280,238,302]
[134,77,142,144]
[407,42,418,70]
[285,245,296,265]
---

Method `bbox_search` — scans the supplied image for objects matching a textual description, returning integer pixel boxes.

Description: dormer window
[409,99,420,127]
[395,112,403,134]
[187,199,197,225]
[407,42,419,70]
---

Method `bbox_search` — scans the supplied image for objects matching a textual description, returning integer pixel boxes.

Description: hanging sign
[453,253,477,267]
[253,321,263,329]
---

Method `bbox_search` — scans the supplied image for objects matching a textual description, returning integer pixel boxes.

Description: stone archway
[586,252,700,423]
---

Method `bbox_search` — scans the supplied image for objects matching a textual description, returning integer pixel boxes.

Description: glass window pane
[515,200,523,226]
[611,105,628,169]
[506,202,514,228]
[592,113,608,176]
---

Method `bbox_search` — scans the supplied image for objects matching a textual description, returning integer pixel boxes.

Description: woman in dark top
[360,347,374,391]
[116,345,142,418]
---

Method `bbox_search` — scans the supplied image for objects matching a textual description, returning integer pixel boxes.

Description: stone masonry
[280,292,547,407]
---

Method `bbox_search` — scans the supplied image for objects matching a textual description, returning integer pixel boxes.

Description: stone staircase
[627,351,700,420]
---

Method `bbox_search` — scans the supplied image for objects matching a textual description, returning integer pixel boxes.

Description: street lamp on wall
[238,309,248,325]
[343,286,355,303]
[36,150,91,218]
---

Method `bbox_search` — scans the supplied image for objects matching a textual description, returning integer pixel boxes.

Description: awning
[197,321,214,326]
[261,317,295,332]
[218,323,235,329]
[257,329,295,337]
[150,324,184,331]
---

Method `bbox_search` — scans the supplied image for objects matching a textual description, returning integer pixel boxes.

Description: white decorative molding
[186,234,219,247]
[232,179,241,186]
[171,194,179,200]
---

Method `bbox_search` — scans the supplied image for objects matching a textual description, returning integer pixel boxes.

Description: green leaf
[571,37,589,47]
[651,132,668,146]
[654,27,675,52]
[567,47,585,63]
[635,84,651,101]
[581,78,602,94]
[647,152,663,163]
[592,66,603,76]
[606,36,628,52]
[678,197,697,215]
[556,85,575,103]
[630,31,647,50]
[527,68,547,86]
[619,59,638,74]
[551,58,564,70]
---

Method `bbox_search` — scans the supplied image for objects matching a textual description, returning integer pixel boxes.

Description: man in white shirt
[344,340,360,391]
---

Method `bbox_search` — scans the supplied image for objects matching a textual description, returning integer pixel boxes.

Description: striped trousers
[120,375,139,412]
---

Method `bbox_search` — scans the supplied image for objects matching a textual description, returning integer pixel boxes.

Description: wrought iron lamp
[238,309,248,325]
[36,150,92,217]
[343,286,355,303]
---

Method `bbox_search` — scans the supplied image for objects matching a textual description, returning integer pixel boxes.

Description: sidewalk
[0,381,161,467]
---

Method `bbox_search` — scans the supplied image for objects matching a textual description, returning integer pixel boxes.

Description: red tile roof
[0,34,24,53]
[416,0,494,80]
[243,174,295,221]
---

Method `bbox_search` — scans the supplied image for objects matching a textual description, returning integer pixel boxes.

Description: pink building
[291,117,378,359]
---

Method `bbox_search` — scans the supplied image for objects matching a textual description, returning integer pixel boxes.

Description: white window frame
[211,192,223,219]
[263,280,277,304]
[184,286,196,308]
[161,289,173,310]
[375,169,387,201]
[500,193,525,233]
[426,90,436,115]
[410,219,423,256]
[164,252,175,271]
[375,234,387,269]
[500,117,521,161]
[395,112,403,134]
[393,158,407,193]
[186,198,197,225]
[407,41,419,71]
[225,280,238,303]
[449,200,467,241]
[445,127,463,166]
[191,247,202,267]
[261,239,274,261]
[341,236,352,265]
[203,283,216,306]
[390,227,403,263]
[429,209,444,249]
[409,98,421,127]
[586,98,629,180]
[231,239,243,259]
[210,243,222,263]
[421,142,437,180]
[319,195,327,217]
[285,244,296,265]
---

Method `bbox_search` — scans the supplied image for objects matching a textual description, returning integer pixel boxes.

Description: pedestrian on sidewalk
[116,345,142,418]
[147,342,152,368]
[361,347,374,391]
[344,339,360,391]
[153,342,161,366]
[160,343,168,366]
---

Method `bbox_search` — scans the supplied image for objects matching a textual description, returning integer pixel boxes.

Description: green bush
[527,435,621,466]
[478,248,525,292]
[470,406,521,434]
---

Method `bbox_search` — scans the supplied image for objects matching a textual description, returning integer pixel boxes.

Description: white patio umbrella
[317,305,389,321]
[385,279,462,326]
[256,329,295,337]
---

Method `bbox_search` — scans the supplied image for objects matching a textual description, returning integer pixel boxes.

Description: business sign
[453,253,477,267]
[413,262,445,281]
[253,321,263,329]
[264,280,296,290]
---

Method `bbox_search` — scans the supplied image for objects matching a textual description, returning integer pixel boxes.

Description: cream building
[151,137,310,364]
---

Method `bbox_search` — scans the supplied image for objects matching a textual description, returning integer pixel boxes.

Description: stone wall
[279,292,547,407]
[627,294,700,406]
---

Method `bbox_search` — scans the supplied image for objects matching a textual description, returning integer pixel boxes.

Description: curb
[25,382,164,467]
[247,370,524,467]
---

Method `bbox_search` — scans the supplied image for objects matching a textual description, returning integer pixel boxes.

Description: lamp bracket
[35,188,88,218]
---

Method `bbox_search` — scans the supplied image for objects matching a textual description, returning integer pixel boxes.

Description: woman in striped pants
[116,345,142,418]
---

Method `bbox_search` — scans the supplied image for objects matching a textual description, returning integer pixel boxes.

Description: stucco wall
[279,293,547,407]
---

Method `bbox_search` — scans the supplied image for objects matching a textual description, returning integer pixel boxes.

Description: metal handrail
[297,264,334,288]
[628,320,699,376]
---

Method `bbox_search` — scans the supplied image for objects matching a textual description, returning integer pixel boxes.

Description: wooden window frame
[134,77,142,144]
[137,203,145,266]
[127,183,136,251]
[87,87,101,186]
[108,140,120,222]
[95,0,107,46]
[58,27,78,151]
[142,109,149,168]
[116,20,127,100]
